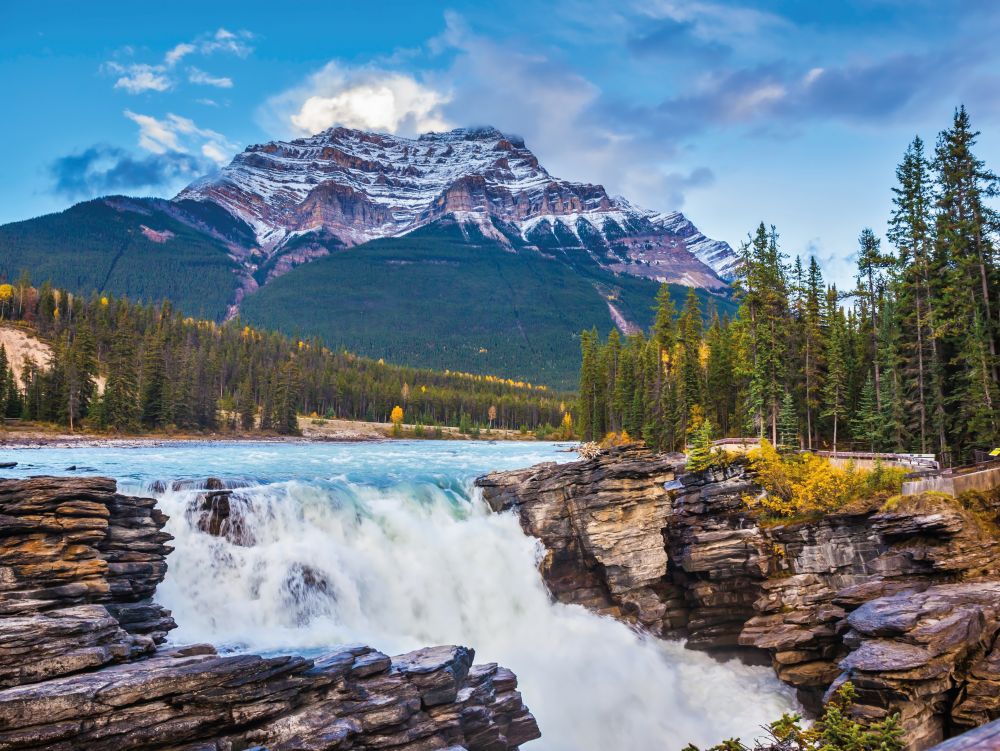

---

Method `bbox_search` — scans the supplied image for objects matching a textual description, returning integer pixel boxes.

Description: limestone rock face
[477,444,681,630]
[478,449,1000,750]
[0,476,540,750]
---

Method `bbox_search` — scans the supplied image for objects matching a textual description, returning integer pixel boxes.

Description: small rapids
[154,472,798,750]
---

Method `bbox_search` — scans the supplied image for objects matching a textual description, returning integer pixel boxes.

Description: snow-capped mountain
[177,125,739,289]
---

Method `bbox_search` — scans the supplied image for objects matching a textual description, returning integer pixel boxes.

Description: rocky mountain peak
[177,124,740,289]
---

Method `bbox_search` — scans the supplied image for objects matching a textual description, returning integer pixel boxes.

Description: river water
[1,440,798,750]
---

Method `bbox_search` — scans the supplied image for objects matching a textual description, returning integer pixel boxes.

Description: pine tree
[822,288,849,453]
[237,377,256,430]
[141,330,168,428]
[889,135,943,454]
[577,328,600,441]
[677,287,704,436]
[685,417,715,472]
[935,106,1000,455]
[777,390,799,451]
[705,310,734,435]
[852,372,881,452]
[853,228,894,413]
[803,257,826,449]
[273,360,301,435]
[736,223,790,442]
[102,324,140,432]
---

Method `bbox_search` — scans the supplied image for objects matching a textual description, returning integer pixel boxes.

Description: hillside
[0,197,248,320]
[239,219,733,389]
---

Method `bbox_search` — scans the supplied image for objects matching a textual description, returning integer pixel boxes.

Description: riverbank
[0,416,549,449]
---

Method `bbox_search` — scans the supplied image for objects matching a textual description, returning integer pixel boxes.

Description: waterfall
[155,475,799,751]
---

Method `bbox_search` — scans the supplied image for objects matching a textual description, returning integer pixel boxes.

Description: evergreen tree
[736,223,790,442]
[705,310,734,435]
[852,373,881,452]
[802,257,826,449]
[577,328,600,440]
[237,377,256,430]
[140,330,167,428]
[853,228,894,413]
[102,323,140,431]
[677,287,704,436]
[777,390,799,451]
[934,106,1000,454]
[822,288,849,452]
[685,417,715,472]
[889,135,943,454]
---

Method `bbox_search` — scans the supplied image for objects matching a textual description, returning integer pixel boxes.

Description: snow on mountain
[177,125,739,289]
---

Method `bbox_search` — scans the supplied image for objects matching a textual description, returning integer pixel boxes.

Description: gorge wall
[0,476,539,750]
[476,446,1000,750]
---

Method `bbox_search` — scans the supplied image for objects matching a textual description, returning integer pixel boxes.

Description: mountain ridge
[177,125,739,290]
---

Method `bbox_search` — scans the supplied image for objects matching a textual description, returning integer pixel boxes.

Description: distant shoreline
[0,416,547,450]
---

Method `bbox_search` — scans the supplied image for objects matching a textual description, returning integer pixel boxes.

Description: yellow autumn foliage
[390,405,404,425]
[600,430,633,448]
[0,284,13,300]
[744,439,907,517]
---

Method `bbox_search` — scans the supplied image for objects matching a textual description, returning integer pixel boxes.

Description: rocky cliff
[477,446,1000,750]
[0,476,539,750]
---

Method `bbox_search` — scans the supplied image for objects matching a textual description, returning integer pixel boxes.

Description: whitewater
[1,440,799,749]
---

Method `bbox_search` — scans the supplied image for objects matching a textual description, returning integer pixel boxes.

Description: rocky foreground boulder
[0,476,539,750]
[477,445,1000,750]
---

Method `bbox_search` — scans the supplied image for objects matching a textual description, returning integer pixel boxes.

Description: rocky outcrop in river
[0,476,539,750]
[477,445,1000,750]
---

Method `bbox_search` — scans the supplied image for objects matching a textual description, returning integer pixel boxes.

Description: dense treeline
[579,106,999,464]
[0,282,570,434]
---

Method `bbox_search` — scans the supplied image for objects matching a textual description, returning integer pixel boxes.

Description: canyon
[476,445,1000,750]
[0,475,538,750]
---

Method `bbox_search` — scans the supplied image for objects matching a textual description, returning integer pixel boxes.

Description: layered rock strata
[477,445,1000,749]
[0,476,539,750]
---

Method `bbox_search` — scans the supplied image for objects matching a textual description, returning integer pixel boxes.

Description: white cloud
[165,42,196,67]
[103,28,252,94]
[266,64,452,137]
[188,67,234,88]
[202,28,253,57]
[107,62,172,94]
[124,110,236,165]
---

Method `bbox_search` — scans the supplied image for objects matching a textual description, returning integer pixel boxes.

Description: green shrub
[684,682,904,751]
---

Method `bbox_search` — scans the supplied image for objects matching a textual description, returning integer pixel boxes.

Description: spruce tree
[853,228,894,413]
[677,287,704,436]
[685,417,715,472]
[889,135,943,454]
[140,331,167,427]
[803,257,826,449]
[777,390,799,451]
[852,373,881,452]
[237,377,256,430]
[102,325,140,432]
[822,288,849,453]
[934,106,1000,453]
[577,328,599,441]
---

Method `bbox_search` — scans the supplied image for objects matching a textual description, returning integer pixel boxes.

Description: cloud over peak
[266,64,452,137]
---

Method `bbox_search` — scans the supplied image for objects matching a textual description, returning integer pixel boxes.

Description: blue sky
[4,0,999,286]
